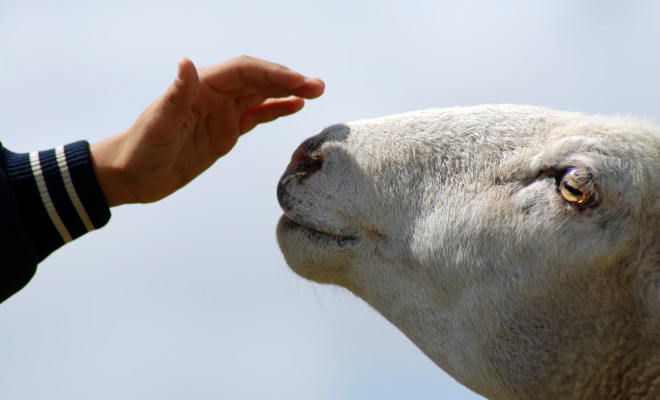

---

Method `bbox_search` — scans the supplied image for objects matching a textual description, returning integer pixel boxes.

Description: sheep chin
[276,214,357,286]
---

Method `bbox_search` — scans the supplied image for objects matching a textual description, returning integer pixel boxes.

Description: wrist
[90,133,134,207]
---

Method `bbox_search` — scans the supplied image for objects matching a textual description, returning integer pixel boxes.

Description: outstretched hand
[91,56,325,207]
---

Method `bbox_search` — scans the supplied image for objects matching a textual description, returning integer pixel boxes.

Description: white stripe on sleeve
[29,151,73,243]
[55,146,95,232]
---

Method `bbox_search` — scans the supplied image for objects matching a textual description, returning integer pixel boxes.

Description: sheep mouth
[278,213,359,247]
[276,178,359,247]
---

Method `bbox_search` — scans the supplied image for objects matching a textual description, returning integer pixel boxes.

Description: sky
[1,1,659,399]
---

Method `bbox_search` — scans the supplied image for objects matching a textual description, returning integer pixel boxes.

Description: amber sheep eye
[558,168,597,206]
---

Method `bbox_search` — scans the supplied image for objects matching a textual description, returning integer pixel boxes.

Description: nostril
[294,154,323,182]
[286,139,325,181]
[286,143,310,171]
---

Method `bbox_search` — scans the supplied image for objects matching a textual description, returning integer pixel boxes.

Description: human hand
[90,56,325,207]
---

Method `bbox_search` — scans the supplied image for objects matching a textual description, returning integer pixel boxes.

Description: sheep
[276,105,660,400]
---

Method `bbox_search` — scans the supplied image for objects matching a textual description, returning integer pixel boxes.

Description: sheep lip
[280,214,358,244]
[280,213,336,236]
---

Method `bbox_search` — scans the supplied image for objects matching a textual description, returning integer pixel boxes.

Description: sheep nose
[285,135,325,178]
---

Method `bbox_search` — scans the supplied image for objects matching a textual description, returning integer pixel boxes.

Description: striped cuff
[1,141,111,261]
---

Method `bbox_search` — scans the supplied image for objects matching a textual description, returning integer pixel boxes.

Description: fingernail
[176,58,185,82]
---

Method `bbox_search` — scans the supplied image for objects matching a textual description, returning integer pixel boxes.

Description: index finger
[199,55,315,94]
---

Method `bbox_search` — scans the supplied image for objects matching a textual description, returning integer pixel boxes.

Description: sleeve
[0,141,111,303]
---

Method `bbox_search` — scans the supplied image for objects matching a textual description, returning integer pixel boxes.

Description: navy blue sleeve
[0,141,111,303]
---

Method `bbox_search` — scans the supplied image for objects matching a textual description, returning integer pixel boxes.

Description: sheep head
[276,105,660,400]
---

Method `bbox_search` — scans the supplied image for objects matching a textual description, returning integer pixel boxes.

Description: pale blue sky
[1,1,658,399]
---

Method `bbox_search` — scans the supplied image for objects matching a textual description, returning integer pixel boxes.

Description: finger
[200,55,311,94]
[159,58,200,116]
[231,77,325,113]
[290,77,325,99]
[234,89,300,113]
[239,97,305,135]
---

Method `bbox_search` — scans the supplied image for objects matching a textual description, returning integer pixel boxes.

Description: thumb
[159,58,200,115]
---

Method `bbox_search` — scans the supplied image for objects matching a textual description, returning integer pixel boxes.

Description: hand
[90,56,325,207]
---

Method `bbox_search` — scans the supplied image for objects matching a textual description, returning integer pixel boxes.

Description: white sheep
[276,105,660,400]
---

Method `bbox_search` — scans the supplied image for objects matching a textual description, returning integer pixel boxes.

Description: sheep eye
[558,168,597,206]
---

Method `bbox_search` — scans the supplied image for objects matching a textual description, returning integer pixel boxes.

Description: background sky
[1,1,659,399]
